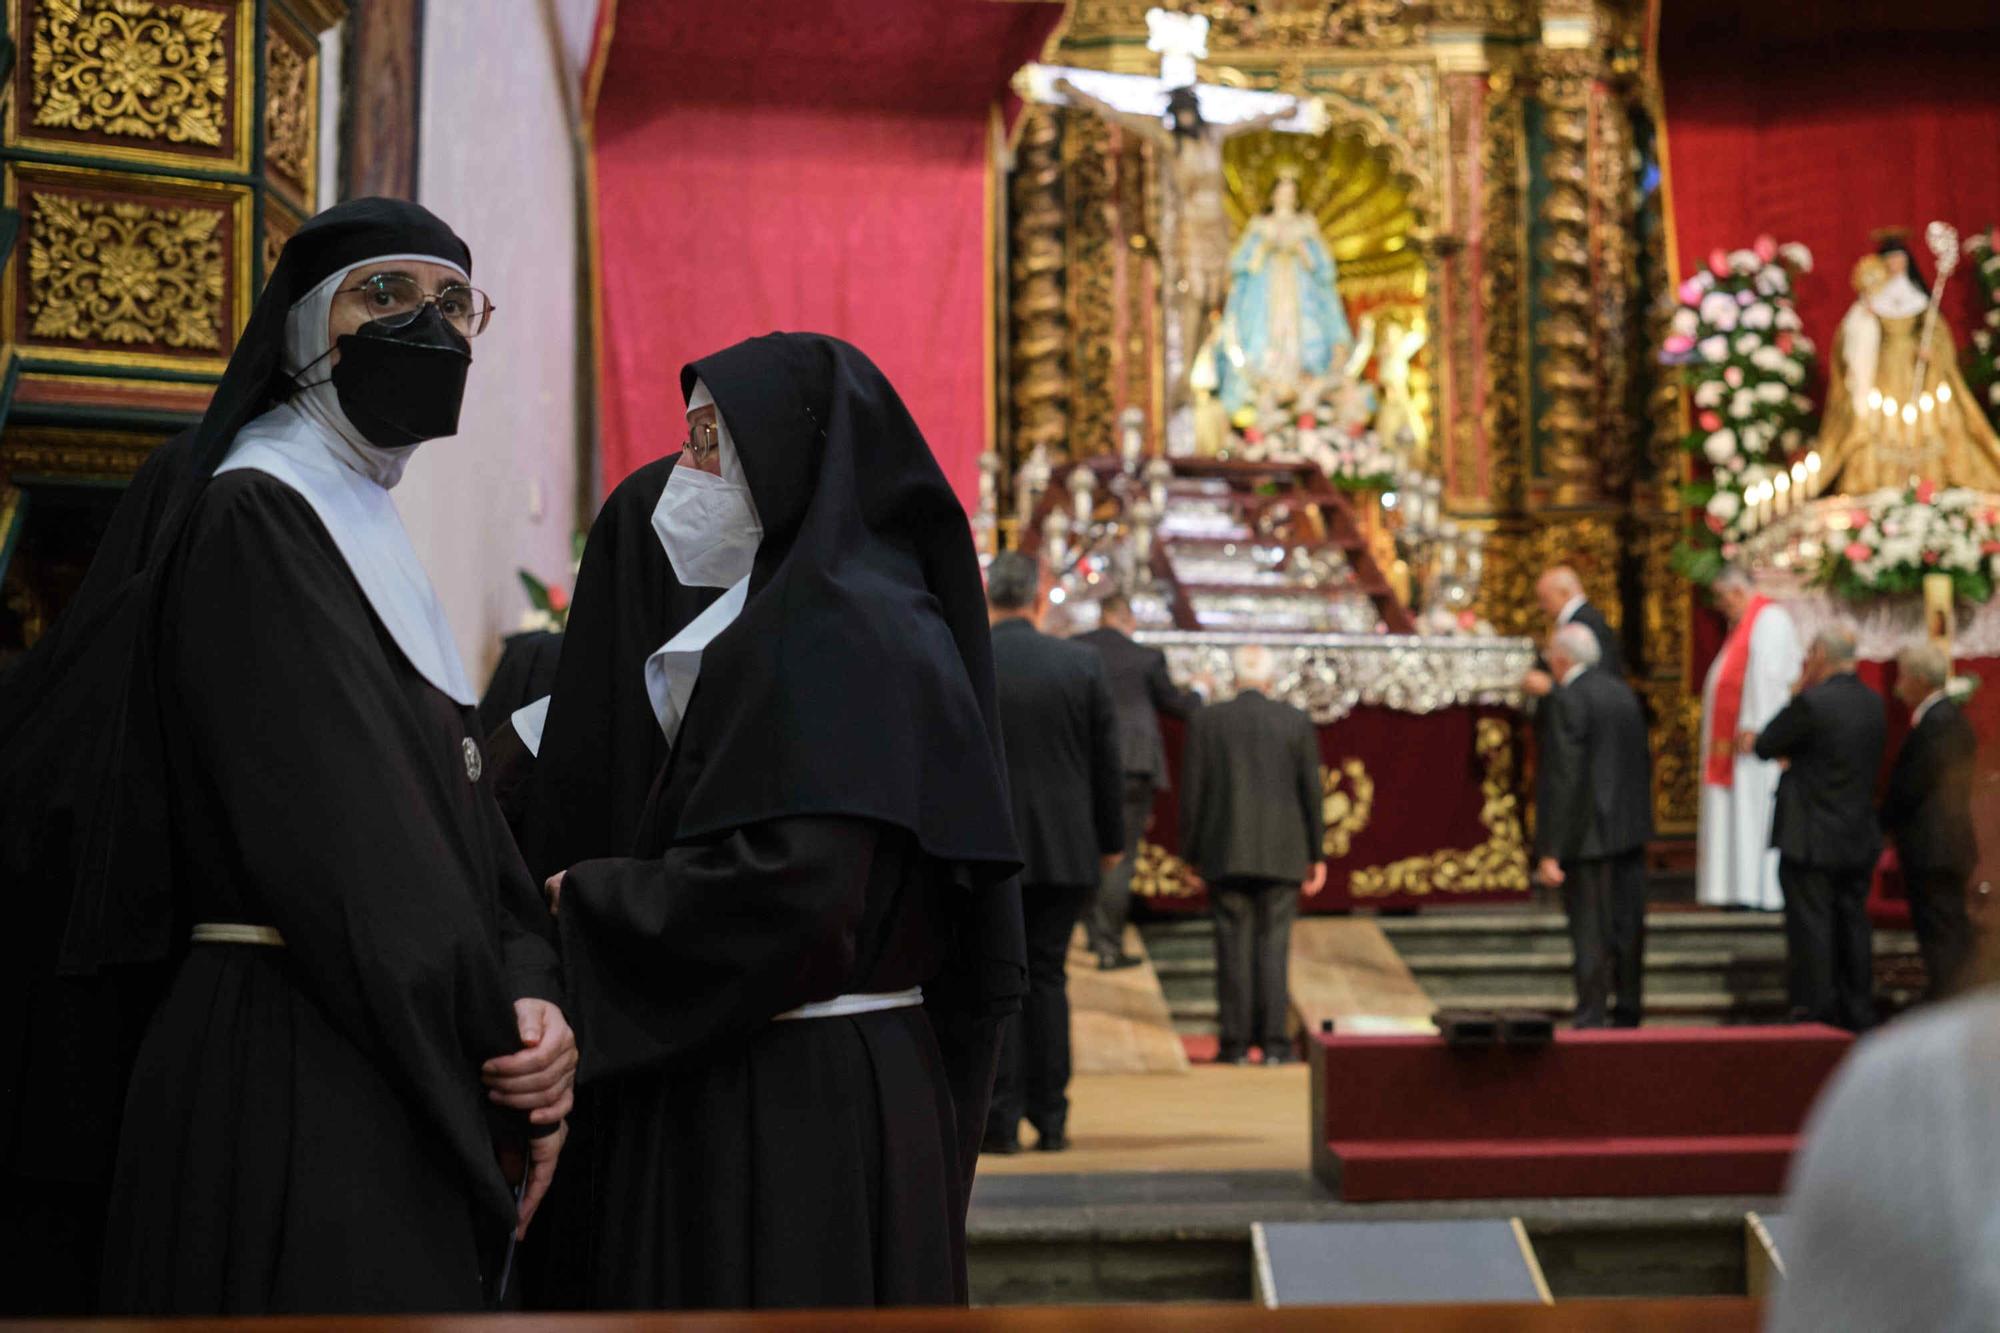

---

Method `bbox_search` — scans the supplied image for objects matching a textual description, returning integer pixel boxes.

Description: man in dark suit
[1074,594,1203,970]
[1521,564,1623,699]
[1533,624,1654,1028]
[1748,625,1886,1031]
[984,552,1124,1152]
[1181,646,1326,1065]
[1882,642,1979,1002]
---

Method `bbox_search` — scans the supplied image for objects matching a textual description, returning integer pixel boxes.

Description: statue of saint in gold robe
[1818,246,2000,493]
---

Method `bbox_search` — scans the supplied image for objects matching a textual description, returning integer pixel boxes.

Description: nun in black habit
[532,333,1025,1310]
[0,200,577,1314]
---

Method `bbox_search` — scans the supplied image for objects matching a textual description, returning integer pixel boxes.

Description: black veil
[0,199,471,1185]
[661,333,1018,877]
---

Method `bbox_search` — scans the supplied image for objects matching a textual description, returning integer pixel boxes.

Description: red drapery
[1659,1,2000,689]
[588,0,1063,507]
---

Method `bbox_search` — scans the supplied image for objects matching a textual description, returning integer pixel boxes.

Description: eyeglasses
[338,273,495,338]
[683,413,721,468]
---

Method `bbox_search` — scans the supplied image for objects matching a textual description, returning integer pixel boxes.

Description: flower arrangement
[1230,376,1397,489]
[1661,236,1818,583]
[516,532,586,633]
[1819,483,2000,604]
[1965,225,2000,430]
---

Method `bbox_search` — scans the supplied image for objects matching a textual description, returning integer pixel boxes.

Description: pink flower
[1709,248,1730,277]
[1721,542,1741,560]
[1776,332,1795,354]
[1698,410,1722,432]
[1917,480,1938,505]
[1679,276,1707,304]
[1707,514,1727,534]
[1849,509,1871,529]
[1725,367,1744,388]
[1457,609,1479,631]
[1845,542,1873,562]
[547,584,569,612]
[1298,413,1317,429]
[1754,234,1777,262]
[1924,551,1941,566]
[1982,540,2000,555]
[1243,428,1264,444]
[1663,334,1696,357]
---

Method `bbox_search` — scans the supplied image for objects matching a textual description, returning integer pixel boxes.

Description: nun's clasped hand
[482,997,578,1124]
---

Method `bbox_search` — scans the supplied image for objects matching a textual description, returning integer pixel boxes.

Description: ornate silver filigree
[1138,630,1536,723]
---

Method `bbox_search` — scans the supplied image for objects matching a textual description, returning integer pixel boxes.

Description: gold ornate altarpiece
[1001,0,1697,832]
[0,0,343,652]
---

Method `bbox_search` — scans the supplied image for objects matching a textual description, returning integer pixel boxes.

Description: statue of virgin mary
[1214,169,1354,420]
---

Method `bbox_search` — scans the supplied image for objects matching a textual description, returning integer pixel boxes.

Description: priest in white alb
[1697,566,1803,910]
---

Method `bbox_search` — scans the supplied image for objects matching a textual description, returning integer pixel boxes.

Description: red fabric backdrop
[1659,1,2000,689]
[589,0,1063,508]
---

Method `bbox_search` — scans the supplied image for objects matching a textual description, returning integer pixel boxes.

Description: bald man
[1522,566,1623,698]
[1181,647,1326,1065]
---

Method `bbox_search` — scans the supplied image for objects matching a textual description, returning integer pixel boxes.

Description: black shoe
[1035,1130,1070,1152]
[1261,1048,1293,1066]
[980,1131,1023,1155]
[1215,1048,1251,1066]
[1097,951,1144,971]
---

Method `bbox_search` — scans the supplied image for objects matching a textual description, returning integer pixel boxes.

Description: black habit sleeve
[168,481,537,1222]
[1754,693,1812,763]
[922,874,1026,1188]
[557,817,878,1082]
[1086,656,1125,856]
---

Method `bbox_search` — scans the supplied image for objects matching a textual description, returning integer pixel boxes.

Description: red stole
[1705,595,1772,788]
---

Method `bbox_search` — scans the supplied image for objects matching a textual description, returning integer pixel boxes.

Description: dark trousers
[988,881,1093,1139]
[1211,876,1299,1057]
[1088,775,1158,957]
[1905,866,1973,1002]
[1561,850,1647,1028]
[1779,858,1876,1031]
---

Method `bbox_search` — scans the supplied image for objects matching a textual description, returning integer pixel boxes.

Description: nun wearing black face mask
[0,200,575,1315]
[529,333,1025,1311]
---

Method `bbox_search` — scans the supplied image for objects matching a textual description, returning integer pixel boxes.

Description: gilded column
[1009,105,1068,474]
[0,0,346,653]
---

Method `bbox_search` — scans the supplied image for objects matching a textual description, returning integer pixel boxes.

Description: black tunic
[97,472,561,1313]
[550,813,973,1309]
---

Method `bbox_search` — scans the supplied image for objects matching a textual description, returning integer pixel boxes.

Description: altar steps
[1139,909,1924,1035]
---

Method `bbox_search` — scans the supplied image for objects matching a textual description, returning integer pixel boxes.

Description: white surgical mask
[651,380,763,588]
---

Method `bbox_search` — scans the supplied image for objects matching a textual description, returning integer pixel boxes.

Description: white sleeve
[1746,611,1804,729]
[510,695,551,758]
[1840,302,1880,406]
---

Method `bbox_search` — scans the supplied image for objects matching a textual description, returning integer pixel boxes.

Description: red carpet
[1311,1026,1852,1202]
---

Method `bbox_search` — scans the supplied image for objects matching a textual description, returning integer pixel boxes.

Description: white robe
[1695,603,1801,910]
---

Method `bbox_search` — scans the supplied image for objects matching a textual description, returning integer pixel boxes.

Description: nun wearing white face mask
[518,334,1025,1312]
[0,200,576,1315]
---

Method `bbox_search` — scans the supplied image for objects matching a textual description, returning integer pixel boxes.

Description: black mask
[331,306,473,449]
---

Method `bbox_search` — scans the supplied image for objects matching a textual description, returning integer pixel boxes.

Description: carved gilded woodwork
[12,0,253,171]
[1590,81,1637,498]
[1440,72,1482,506]
[1348,715,1529,898]
[263,14,319,208]
[1644,677,1702,834]
[1479,66,1526,512]
[1065,109,1118,459]
[1320,756,1374,857]
[7,165,246,372]
[1009,106,1068,468]
[0,423,162,480]
[1532,46,1597,506]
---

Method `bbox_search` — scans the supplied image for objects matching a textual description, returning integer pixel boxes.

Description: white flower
[1779,242,1813,272]
[1701,292,1739,329]
[1703,428,1739,464]
[1754,270,1786,297]
[1742,302,1775,330]
[1707,491,1742,523]
[1791,394,1813,414]
[1735,333,1760,356]
[1755,381,1789,404]
[1781,428,1803,451]
[1729,249,1760,274]
[1990,381,2000,406]
[1795,335,1816,357]
[1671,308,1700,337]
[1699,335,1730,363]
[1742,463,1771,487]
[1741,422,1772,453]
[1730,389,1758,419]
[1782,360,1805,385]
[1976,331,1993,353]
[1693,379,1726,408]
[1749,345,1786,372]
[1988,308,2000,329]
[1775,307,1802,332]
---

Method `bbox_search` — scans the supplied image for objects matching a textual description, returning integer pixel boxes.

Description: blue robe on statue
[1215,211,1353,420]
